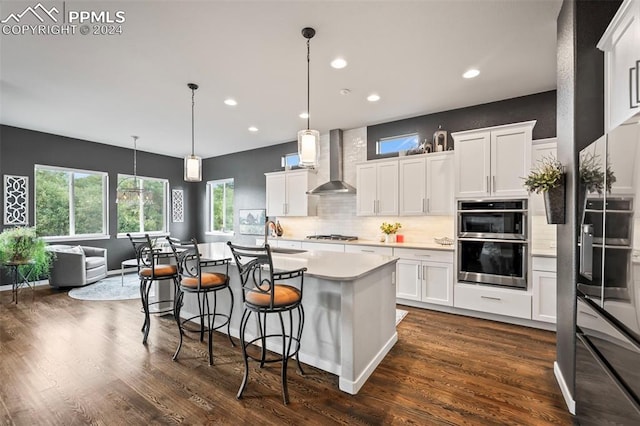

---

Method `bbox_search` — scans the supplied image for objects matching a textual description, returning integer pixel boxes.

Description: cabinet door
[285,171,309,216]
[491,126,531,197]
[396,258,421,301]
[422,261,453,306]
[530,140,557,215]
[532,270,557,323]
[426,152,454,215]
[265,173,286,217]
[606,1,640,130]
[377,161,399,216]
[399,157,426,216]
[356,164,378,216]
[454,131,490,198]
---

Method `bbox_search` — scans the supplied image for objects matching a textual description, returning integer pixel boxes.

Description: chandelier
[116,136,152,204]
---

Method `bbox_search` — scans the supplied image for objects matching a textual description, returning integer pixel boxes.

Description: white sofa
[46,245,108,288]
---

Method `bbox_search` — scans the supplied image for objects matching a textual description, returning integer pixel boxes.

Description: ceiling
[0,0,562,159]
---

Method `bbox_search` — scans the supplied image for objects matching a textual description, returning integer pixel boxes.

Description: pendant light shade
[184,83,202,182]
[298,27,319,169]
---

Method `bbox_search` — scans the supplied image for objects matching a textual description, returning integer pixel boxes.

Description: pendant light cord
[191,87,195,156]
[132,136,138,184]
[306,38,311,131]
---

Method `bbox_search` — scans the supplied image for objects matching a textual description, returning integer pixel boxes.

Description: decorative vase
[384,234,395,243]
[544,180,566,224]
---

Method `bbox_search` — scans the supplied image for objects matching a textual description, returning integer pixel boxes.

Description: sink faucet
[264,219,276,246]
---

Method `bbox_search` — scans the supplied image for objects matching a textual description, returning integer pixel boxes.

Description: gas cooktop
[306,234,358,241]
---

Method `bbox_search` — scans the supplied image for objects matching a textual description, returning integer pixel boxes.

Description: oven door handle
[457,237,528,244]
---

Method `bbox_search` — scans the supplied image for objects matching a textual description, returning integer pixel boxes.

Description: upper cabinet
[530,138,558,215]
[265,169,317,217]
[598,0,640,131]
[399,152,454,216]
[453,121,535,199]
[356,159,398,216]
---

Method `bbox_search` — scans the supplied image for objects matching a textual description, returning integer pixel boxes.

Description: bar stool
[167,238,234,365]
[127,233,179,345]
[227,242,307,404]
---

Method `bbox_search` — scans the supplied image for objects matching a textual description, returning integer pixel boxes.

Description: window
[281,153,301,169]
[116,175,168,236]
[207,178,234,234]
[376,133,420,155]
[35,165,108,240]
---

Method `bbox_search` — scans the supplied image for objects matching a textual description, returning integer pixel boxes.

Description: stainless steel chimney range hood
[307,129,356,195]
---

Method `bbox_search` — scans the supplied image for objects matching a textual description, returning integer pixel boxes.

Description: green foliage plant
[579,151,616,194]
[0,227,53,278]
[523,155,565,194]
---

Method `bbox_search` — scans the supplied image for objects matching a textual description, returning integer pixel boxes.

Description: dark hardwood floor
[0,286,573,425]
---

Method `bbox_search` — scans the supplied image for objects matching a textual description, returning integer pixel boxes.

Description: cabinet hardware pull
[422,198,425,213]
[373,200,376,213]
[423,265,427,280]
[636,60,640,105]
[492,176,496,193]
[481,295,501,301]
[486,176,489,192]
[362,249,375,253]
[427,198,430,213]
[414,254,431,257]
[630,66,638,109]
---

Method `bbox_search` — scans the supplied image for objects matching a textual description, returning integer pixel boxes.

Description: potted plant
[380,222,402,243]
[0,226,53,279]
[523,155,566,224]
[578,150,616,224]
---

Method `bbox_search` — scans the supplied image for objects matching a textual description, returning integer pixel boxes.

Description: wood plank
[0,287,573,424]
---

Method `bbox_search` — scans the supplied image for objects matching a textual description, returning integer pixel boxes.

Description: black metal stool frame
[227,242,307,405]
[127,233,179,344]
[167,238,234,366]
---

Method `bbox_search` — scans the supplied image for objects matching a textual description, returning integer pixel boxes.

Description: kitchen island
[184,243,399,394]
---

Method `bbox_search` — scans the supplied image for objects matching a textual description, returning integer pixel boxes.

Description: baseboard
[339,331,398,395]
[554,361,576,415]
[0,279,49,293]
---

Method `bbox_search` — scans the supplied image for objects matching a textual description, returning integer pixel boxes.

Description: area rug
[68,274,141,301]
[396,309,408,325]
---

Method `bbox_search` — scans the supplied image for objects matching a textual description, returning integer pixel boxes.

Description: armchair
[47,245,108,288]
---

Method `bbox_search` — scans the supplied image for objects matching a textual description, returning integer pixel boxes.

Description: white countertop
[269,236,455,252]
[198,242,398,281]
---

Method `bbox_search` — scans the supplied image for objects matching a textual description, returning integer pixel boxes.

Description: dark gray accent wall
[555,0,621,401]
[0,125,196,273]
[196,141,297,246]
[367,90,557,160]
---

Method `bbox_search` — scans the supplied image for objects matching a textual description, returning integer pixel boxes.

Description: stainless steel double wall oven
[457,199,528,289]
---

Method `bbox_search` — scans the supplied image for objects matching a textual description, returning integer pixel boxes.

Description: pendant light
[298,27,320,169]
[184,82,202,182]
[116,136,152,204]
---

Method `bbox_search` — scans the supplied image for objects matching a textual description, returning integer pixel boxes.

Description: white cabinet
[356,159,399,216]
[399,152,454,216]
[598,0,640,131]
[265,169,317,217]
[394,248,454,306]
[532,256,557,324]
[301,242,345,252]
[454,283,532,320]
[453,121,535,198]
[344,245,393,256]
[530,139,558,215]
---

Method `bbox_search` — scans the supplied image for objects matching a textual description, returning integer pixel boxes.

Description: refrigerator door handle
[580,224,594,280]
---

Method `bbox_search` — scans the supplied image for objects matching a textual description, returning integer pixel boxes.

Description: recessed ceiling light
[463,69,480,79]
[248,126,258,132]
[331,58,347,69]
[224,98,237,106]
[299,112,309,119]
[367,93,380,102]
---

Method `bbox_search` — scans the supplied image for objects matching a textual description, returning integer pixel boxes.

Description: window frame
[206,178,235,236]
[34,164,110,242]
[375,132,420,157]
[115,174,169,238]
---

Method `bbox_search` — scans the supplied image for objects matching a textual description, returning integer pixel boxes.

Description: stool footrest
[243,334,301,364]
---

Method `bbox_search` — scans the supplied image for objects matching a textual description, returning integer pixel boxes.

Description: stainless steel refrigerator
[576,119,640,424]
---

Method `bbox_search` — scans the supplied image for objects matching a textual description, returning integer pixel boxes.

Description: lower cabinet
[301,241,345,252]
[344,245,393,256]
[395,248,453,306]
[531,256,557,323]
[454,283,532,320]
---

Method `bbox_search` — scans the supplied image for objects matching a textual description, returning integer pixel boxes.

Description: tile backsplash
[277,126,454,242]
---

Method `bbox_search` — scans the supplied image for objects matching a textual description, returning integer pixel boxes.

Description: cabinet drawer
[532,256,557,272]
[344,245,393,256]
[277,240,302,249]
[454,284,532,319]
[301,242,345,252]
[393,248,453,263]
